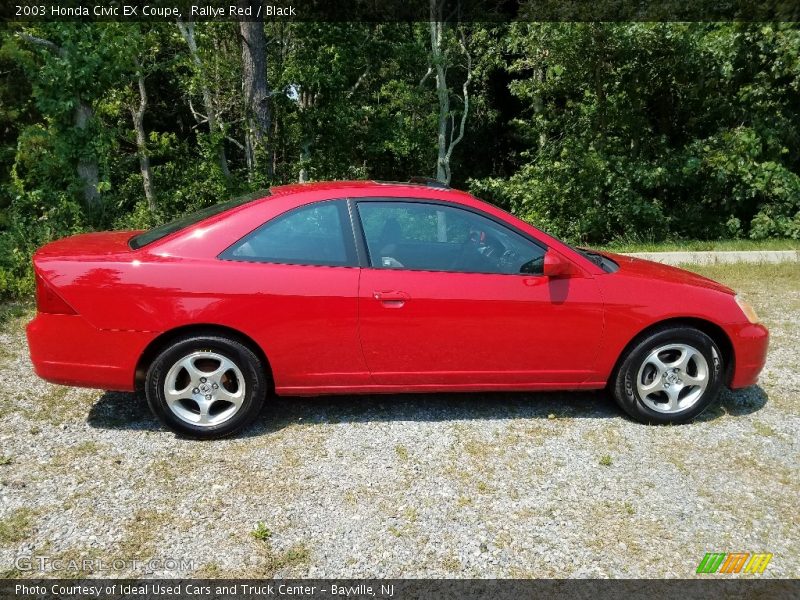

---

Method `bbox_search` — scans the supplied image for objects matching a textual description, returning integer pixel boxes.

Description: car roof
[269,180,451,197]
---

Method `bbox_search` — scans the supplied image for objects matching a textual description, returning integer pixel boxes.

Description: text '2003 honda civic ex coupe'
[27,180,768,438]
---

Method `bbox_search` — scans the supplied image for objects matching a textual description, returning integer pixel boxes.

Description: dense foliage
[1,21,798,298]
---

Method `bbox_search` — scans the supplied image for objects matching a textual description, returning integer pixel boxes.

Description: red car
[27,180,768,438]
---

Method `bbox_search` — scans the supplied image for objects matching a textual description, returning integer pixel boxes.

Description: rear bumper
[729,322,769,388]
[26,313,156,391]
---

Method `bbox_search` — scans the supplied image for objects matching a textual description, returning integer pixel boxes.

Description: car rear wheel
[145,334,267,439]
[611,326,723,424]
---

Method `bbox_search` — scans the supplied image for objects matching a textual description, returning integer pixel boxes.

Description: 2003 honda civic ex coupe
[27,179,768,438]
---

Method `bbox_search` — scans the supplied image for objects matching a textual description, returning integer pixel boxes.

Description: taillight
[35,273,77,315]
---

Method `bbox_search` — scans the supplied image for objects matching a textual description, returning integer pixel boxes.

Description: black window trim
[217,198,359,268]
[349,197,549,276]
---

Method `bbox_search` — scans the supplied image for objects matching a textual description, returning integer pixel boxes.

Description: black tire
[611,326,723,424]
[145,334,267,439]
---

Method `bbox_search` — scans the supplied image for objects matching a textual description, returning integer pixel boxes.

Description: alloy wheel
[163,351,246,427]
[635,343,709,414]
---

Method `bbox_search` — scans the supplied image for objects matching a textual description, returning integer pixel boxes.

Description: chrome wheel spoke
[665,385,681,411]
[165,386,188,406]
[209,357,237,380]
[179,356,206,386]
[673,347,696,371]
[682,372,706,387]
[648,355,669,376]
[636,377,661,397]
[196,397,214,424]
[216,386,244,407]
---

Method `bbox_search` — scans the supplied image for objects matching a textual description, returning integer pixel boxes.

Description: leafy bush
[0,188,85,298]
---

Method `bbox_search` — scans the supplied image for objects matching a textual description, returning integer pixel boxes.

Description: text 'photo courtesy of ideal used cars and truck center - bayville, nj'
[1,0,799,598]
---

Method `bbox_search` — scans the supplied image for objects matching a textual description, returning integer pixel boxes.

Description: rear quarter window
[220,200,357,267]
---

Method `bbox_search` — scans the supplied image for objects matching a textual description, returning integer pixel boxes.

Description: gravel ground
[0,263,797,579]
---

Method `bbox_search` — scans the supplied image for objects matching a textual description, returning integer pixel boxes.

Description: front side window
[357,201,545,275]
[221,200,355,267]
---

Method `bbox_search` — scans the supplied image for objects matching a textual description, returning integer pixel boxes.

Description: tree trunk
[74,102,100,206]
[297,89,315,183]
[176,20,230,177]
[431,14,449,183]
[533,67,546,151]
[131,72,156,211]
[18,33,101,207]
[239,2,271,179]
[299,140,311,183]
[428,0,471,186]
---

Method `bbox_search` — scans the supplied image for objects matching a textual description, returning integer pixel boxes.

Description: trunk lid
[34,231,142,259]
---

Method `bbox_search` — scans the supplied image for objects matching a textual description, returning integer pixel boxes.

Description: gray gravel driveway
[0,263,797,579]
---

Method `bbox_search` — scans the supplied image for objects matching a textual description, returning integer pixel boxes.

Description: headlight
[735,295,760,324]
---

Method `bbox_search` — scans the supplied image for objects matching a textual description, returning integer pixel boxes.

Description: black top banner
[3,0,800,22]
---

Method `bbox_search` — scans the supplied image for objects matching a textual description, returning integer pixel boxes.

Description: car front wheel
[611,326,723,424]
[145,334,267,439]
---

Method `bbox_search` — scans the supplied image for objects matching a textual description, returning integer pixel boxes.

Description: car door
[355,199,604,387]
[218,199,369,392]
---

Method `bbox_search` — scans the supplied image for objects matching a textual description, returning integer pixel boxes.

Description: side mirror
[543,250,576,278]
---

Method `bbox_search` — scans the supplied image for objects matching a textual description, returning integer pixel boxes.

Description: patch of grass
[0,456,12,466]
[583,426,627,451]
[463,439,490,459]
[0,567,24,578]
[388,525,403,537]
[403,507,419,523]
[251,522,272,541]
[0,303,32,327]
[442,556,461,572]
[194,562,223,578]
[25,386,98,424]
[667,455,689,474]
[49,441,104,468]
[394,445,409,461]
[599,454,613,467]
[598,238,800,253]
[753,421,777,437]
[280,448,302,469]
[263,543,309,574]
[115,508,170,561]
[476,480,491,493]
[0,508,35,544]
[149,459,179,483]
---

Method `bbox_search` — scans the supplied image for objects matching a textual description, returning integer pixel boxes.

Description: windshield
[128,190,269,250]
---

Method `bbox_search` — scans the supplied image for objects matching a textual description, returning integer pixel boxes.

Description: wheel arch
[609,317,735,387]
[134,324,274,393]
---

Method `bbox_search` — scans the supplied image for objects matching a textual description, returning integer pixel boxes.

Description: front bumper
[27,313,156,391]
[729,322,769,389]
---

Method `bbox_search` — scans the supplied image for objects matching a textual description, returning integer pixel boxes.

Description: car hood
[595,251,735,295]
[34,231,142,258]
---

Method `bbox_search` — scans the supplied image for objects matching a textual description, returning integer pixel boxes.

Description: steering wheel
[450,230,501,272]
